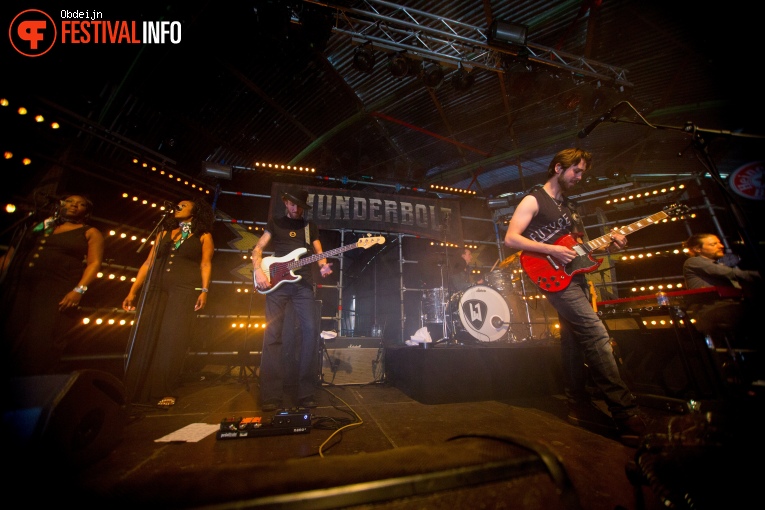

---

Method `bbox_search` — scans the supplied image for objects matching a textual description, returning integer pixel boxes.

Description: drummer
[449,248,483,292]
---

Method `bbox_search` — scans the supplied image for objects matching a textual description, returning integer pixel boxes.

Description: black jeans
[544,276,637,420]
[260,282,319,403]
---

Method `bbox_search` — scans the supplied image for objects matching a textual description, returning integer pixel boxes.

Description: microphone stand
[604,103,765,274]
[123,210,173,401]
[0,197,59,285]
[220,280,256,390]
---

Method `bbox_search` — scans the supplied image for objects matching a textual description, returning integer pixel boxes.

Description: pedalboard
[216,408,312,440]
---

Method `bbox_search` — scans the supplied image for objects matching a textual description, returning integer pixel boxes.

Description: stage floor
[4,342,762,509]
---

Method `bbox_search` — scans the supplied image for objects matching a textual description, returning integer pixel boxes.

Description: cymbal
[497,252,520,269]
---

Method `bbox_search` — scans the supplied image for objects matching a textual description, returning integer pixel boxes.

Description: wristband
[73,285,87,294]
[196,287,209,293]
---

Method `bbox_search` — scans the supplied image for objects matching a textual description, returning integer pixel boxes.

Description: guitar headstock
[664,203,690,218]
[358,235,385,249]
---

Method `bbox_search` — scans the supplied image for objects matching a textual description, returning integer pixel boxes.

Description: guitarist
[251,187,333,412]
[503,148,646,447]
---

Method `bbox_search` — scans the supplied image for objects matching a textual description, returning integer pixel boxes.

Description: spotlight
[422,62,444,88]
[488,20,529,46]
[352,45,376,74]
[388,53,411,78]
[451,65,475,92]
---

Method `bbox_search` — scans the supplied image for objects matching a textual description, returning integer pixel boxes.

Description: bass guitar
[257,235,385,294]
[520,203,688,292]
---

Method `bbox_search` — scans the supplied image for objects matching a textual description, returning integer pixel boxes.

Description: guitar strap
[565,198,586,239]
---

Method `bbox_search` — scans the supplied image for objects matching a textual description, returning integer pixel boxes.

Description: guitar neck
[585,210,669,252]
[287,242,358,270]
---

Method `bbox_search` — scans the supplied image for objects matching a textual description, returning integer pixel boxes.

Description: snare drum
[448,285,510,342]
[422,288,447,323]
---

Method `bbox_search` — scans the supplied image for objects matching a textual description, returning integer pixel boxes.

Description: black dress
[123,231,204,404]
[1,224,91,376]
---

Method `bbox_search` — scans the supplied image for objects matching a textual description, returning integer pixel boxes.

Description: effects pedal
[216,408,312,440]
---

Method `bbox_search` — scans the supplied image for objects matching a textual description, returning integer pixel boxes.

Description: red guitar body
[519,234,602,292]
[519,204,687,292]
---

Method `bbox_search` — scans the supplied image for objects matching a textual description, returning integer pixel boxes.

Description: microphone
[163,200,181,211]
[38,192,65,203]
[491,316,509,329]
[577,102,625,138]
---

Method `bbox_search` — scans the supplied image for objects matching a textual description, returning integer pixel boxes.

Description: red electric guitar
[257,235,385,294]
[520,203,688,292]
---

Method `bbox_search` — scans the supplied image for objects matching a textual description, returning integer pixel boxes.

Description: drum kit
[420,254,557,344]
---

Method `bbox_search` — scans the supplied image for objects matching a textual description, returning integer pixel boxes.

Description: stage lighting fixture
[202,162,232,180]
[451,65,475,92]
[488,20,529,46]
[388,53,411,78]
[422,62,444,88]
[352,45,376,74]
[487,198,510,209]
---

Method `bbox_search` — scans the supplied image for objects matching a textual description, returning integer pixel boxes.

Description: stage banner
[269,183,463,244]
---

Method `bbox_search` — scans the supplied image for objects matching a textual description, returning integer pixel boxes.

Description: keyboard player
[682,233,762,383]
[683,233,761,293]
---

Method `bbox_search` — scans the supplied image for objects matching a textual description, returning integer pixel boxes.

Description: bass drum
[448,285,510,342]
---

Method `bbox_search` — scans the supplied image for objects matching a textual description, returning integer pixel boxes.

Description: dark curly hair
[162,197,215,234]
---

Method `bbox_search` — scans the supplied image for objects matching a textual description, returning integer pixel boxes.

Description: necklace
[174,222,192,250]
[545,190,564,211]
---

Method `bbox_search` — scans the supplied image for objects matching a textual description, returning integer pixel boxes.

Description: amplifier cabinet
[321,337,383,386]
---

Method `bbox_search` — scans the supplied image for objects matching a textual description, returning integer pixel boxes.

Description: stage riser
[384,344,564,404]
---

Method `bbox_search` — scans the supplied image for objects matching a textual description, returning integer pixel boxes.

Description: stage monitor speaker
[2,369,127,467]
[322,337,383,385]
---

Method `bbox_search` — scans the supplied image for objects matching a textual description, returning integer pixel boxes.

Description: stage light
[451,65,475,92]
[488,20,529,46]
[388,53,411,78]
[202,162,233,180]
[352,45,376,73]
[422,62,444,88]
[487,198,510,209]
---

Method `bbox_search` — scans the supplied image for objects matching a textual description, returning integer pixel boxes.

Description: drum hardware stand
[515,275,536,341]
[436,277,462,346]
[421,252,451,345]
[438,254,450,343]
[438,219,464,346]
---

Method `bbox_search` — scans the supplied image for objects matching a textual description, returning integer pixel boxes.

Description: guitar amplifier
[321,337,383,385]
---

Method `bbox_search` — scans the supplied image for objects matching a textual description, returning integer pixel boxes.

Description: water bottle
[656,291,669,306]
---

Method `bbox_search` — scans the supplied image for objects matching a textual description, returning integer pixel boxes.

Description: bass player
[503,147,646,447]
[252,187,333,412]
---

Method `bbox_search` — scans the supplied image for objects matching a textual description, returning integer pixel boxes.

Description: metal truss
[302,0,632,87]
